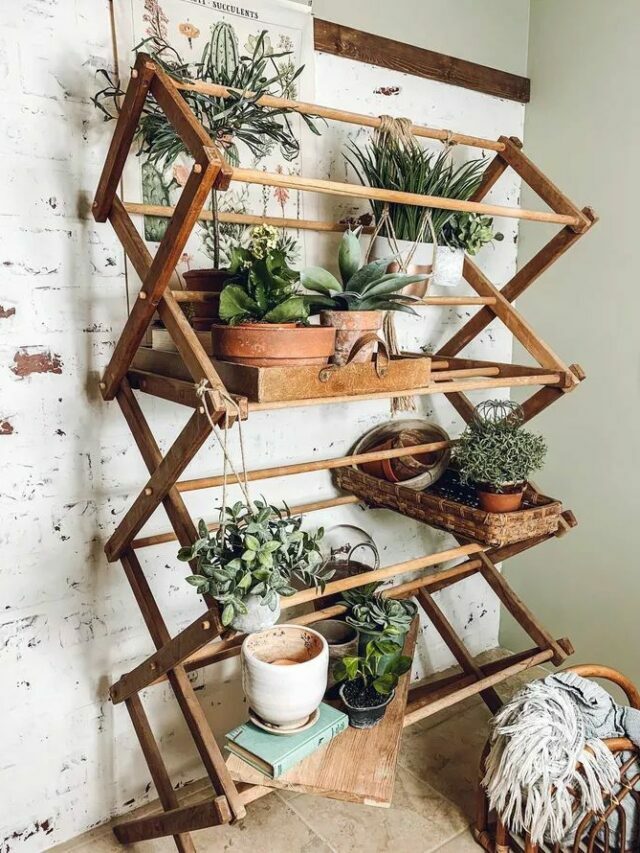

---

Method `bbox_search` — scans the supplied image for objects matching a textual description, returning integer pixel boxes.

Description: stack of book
[225,703,348,779]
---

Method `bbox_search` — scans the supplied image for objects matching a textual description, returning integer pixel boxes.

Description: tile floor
[52,653,546,853]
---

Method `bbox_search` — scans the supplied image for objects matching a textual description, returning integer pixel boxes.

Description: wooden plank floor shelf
[91,52,596,848]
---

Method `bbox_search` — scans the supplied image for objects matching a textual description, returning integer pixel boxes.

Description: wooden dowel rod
[247,373,564,411]
[432,366,500,380]
[228,167,581,227]
[177,440,453,493]
[131,494,360,550]
[169,289,496,307]
[173,79,505,152]
[123,201,369,234]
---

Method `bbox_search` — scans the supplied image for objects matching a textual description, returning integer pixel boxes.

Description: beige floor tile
[436,828,481,851]
[285,767,468,853]
[399,700,493,819]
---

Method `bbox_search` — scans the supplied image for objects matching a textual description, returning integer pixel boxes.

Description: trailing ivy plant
[301,227,424,314]
[218,225,308,324]
[454,400,547,491]
[340,584,417,640]
[178,499,332,626]
[440,213,503,256]
[344,137,487,242]
[333,632,413,696]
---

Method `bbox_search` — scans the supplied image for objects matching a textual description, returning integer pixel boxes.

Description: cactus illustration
[141,160,171,242]
[202,21,239,79]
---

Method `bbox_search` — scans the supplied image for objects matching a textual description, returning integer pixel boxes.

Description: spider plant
[344,137,487,242]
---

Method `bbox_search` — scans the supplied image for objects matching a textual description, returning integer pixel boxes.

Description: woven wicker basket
[334,467,563,547]
[474,665,640,852]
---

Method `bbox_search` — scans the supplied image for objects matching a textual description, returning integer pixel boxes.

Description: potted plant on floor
[178,499,333,630]
[301,227,425,365]
[434,213,503,287]
[344,136,487,294]
[333,632,413,729]
[454,400,547,513]
[212,224,336,366]
[340,583,417,653]
[94,28,321,324]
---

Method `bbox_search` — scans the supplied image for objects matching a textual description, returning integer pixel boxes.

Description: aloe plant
[301,228,423,314]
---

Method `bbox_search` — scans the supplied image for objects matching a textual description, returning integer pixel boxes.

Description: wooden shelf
[226,621,418,806]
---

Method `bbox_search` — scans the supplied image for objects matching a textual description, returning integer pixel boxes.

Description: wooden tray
[334,467,563,547]
[132,347,431,402]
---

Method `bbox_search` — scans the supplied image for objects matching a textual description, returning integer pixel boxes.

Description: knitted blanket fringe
[482,681,620,845]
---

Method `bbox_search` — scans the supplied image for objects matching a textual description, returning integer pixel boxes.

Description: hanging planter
[229,591,281,633]
[432,245,465,288]
[368,236,434,297]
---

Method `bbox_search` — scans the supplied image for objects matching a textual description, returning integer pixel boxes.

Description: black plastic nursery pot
[339,682,395,729]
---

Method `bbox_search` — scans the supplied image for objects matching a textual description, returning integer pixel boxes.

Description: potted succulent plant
[94,28,320,323]
[340,583,417,653]
[434,213,504,287]
[344,137,486,295]
[333,633,413,729]
[178,499,333,631]
[212,225,336,366]
[301,228,425,365]
[454,400,547,512]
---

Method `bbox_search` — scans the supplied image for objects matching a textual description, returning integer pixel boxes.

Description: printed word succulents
[333,634,412,729]
[454,399,547,512]
[212,226,336,366]
[301,228,425,365]
[178,500,333,631]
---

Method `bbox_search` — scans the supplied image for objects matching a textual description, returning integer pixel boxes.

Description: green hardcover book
[225,703,348,779]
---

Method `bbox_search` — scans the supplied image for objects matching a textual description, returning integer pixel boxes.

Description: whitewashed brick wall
[0,4,524,847]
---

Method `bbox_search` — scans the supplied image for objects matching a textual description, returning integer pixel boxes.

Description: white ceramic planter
[241,625,329,727]
[231,593,280,633]
[433,246,464,288]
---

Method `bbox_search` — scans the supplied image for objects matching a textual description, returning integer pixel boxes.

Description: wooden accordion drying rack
[93,52,596,848]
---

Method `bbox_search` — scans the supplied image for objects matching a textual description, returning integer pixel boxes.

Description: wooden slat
[113,797,231,845]
[119,549,245,820]
[499,137,591,231]
[105,409,213,562]
[416,589,502,713]
[226,620,418,805]
[101,156,220,399]
[476,552,569,666]
[93,55,155,221]
[125,695,196,852]
[128,370,200,408]
[228,166,581,227]
[313,19,530,104]
[438,207,597,359]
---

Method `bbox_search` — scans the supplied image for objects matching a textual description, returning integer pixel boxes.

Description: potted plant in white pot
[344,137,487,295]
[212,225,336,366]
[333,632,413,729]
[434,213,503,288]
[178,499,333,631]
[454,400,547,513]
[301,228,425,365]
[340,583,417,654]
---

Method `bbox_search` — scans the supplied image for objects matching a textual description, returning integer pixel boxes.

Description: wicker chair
[474,665,640,852]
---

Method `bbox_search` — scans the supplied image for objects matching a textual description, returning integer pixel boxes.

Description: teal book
[225,703,348,779]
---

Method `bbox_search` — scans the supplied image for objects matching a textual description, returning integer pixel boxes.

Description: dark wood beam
[314,19,530,104]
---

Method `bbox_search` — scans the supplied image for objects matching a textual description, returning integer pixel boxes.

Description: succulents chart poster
[113,0,316,284]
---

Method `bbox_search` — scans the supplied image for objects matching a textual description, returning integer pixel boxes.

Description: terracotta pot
[319,310,383,366]
[477,484,526,513]
[358,439,399,482]
[355,422,451,488]
[181,268,229,322]
[241,625,328,727]
[210,323,336,367]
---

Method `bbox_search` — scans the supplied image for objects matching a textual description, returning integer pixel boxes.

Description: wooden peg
[193,163,203,174]
[202,620,211,631]
[139,291,147,300]
[144,487,153,496]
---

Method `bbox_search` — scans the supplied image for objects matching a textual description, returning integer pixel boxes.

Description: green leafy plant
[344,137,487,242]
[333,633,412,696]
[340,584,417,640]
[440,213,503,256]
[454,400,547,491]
[93,29,320,169]
[178,499,333,626]
[301,228,424,314]
[218,225,308,324]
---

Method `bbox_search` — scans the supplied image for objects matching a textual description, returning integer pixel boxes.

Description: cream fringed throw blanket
[483,672,640,846]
